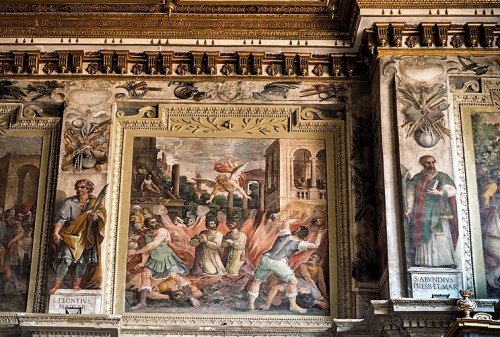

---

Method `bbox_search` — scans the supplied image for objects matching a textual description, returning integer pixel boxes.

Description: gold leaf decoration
[0,114,9,136]
[169,116,287,135]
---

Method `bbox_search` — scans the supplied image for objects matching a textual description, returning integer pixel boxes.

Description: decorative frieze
[0,48,368,78]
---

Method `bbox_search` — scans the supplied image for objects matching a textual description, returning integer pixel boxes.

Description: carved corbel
[26,51,40,74]
[465,23,481,47]
[0,63,10,75]
[436,23,451,47]
[145,51,159,75]
[57,50,70,73]
[191,51,204,75]
[329,55,342,76]
[283,53,296,76]
[205,52,218,75]
[101,50,115,74]
[298,53,310,76]
[390,23,404,47]
[365,30,377,54]
[237,52,250,75]
[481,23,495,47]
[251,52,263,75]
[346,58,355,77]
[161,51,174,75]
[375,23,389,47]
[72,50,84,73]
[116,50,129,74]
[420,23,435,47]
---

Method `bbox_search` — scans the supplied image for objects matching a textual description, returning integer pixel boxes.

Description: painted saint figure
[221,221,247,275]
[479,167,500,290]
[405,155,458,268]
[190,219,226,275]
[49,179,106,294]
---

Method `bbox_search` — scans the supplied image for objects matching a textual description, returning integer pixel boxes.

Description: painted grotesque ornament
[398,84,451,148]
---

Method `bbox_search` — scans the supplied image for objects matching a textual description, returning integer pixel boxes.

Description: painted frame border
[0,103,60,316]
[452,77,500,297]
[107,104,348,332]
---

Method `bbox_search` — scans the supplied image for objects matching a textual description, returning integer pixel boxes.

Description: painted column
[172,164,180,197]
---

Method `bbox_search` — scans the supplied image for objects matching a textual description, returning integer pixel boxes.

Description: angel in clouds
[205,158,252,204]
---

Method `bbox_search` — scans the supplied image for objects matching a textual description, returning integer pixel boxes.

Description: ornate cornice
[361,21,499,70]
[356,0,499,8]
[0,1,334,15]
[0,49,370,78]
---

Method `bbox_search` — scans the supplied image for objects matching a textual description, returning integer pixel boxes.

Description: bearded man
[49,179,106,294]
[405,155,458,267]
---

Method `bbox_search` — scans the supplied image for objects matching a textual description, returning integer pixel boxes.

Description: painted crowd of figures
[0,208,34,299]
[125,203,329,314]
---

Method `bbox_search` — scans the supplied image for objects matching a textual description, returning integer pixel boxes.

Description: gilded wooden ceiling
[0,0,498,79]
[0,0,349,41]
[0,0,498,43]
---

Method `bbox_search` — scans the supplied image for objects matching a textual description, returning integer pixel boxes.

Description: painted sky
[0,136,43,158]
[155,137,275,181]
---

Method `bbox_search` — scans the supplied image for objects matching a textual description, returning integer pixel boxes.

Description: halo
[415,149,438,164]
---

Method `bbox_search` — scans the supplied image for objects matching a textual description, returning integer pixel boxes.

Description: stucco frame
[107,104,349,333]
[451,77,500,297]
[0,103,60,316]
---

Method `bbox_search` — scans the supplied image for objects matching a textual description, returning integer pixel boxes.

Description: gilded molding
[451,78,500,292]
[0,16,346,41]
[0,3,334,15]
[356,0,499,7]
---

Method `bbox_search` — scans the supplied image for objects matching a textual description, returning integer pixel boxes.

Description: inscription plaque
[48,289,102,314]
[409,267,462,299]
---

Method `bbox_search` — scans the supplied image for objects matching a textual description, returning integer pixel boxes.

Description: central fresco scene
[125,136,329,315]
